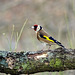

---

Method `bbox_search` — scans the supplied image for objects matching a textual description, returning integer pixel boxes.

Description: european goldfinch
[32,24,65,49]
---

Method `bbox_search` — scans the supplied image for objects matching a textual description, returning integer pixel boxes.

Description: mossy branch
[0,48,75,75]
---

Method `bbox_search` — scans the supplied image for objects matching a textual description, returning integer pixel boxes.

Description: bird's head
[32,24,42,32]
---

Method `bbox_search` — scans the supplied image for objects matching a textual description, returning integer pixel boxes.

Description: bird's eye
[38,28,40,30]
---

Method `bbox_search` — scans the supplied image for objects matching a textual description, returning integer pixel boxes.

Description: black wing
[39,34,65,48]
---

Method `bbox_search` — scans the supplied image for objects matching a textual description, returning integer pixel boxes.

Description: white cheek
[36,28,40,32]
[38,28,40,30]
[36,25,40,32]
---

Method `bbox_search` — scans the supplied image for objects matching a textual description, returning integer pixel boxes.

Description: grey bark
[0,47,75,75]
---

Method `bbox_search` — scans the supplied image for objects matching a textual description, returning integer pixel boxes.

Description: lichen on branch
[0,48,75,75]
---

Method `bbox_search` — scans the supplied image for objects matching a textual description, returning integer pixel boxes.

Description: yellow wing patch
[43,35,54,42]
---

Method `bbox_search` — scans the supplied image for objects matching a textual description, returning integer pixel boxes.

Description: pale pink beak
[31,26,34,29]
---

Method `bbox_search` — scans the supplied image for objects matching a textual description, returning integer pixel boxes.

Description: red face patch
[33,24,38,31]
[34,24,38,27]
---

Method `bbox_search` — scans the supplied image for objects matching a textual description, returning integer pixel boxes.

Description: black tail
[49,36,65,48]
[54,40,65,48]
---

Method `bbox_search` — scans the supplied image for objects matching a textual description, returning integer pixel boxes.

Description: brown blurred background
[0,0,75,75]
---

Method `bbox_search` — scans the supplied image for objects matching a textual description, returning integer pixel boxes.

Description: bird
[31,24,66,49]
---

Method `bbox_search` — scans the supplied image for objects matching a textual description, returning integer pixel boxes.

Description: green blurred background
[0,0,75,75]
